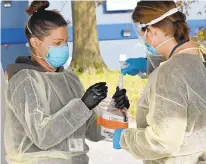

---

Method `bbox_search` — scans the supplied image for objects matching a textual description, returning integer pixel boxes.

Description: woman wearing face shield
[113,1,206,164]
[3,1,130,163]
[121,4,205,77]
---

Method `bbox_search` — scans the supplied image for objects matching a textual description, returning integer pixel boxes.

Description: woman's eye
[54,42,61,46]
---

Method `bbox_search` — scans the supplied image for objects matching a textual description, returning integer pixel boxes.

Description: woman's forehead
[49,26,68,39]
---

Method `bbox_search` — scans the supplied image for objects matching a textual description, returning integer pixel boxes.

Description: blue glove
[113,128,123,149]
[121,58,147,76]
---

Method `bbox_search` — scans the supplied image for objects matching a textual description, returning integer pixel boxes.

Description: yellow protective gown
[120,47,206,164]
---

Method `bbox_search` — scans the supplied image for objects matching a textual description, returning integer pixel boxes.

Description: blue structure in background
[2,20,206,44]
[1,1,28,28]
[1,1,29,72]
[1,1,206,72]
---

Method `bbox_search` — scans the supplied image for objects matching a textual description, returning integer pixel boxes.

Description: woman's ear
[30,37,41,48]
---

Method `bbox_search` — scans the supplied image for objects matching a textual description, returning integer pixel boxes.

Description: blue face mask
[142,29,174,56]
[142,29,160,56]
[144,42,160,56]
[26,24,70,68]
[45,44,70,68]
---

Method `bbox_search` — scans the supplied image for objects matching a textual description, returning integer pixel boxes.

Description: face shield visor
[132,22,165,74]
[132,8,179,74]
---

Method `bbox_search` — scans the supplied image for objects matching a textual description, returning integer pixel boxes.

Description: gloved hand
[121,58,147,76]
[112,87,130,109]
[113,128,123,149]
[82,82,108,110]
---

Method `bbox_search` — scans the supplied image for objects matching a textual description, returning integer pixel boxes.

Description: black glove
[112,87,130,109]
[82,82,108,110]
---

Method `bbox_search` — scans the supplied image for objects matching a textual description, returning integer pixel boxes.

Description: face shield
[132,22,164,75]
[132,22,147,49]
[132,8,179,74]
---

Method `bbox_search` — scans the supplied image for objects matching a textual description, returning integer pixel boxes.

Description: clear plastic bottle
[96,97,128,141]
[95,54,129,141]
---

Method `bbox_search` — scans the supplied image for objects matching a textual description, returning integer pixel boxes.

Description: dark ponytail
[25,1,50,16]
[170,11,190,43]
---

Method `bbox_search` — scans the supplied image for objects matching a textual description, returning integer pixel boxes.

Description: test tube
[119,54,127,89]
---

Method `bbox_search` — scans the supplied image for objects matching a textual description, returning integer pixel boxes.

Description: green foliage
[176,1,206,42]
[191,28,206,42]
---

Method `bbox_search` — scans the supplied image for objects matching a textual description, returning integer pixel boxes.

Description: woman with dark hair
[4,1,130,164]
[113,1,206,164]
